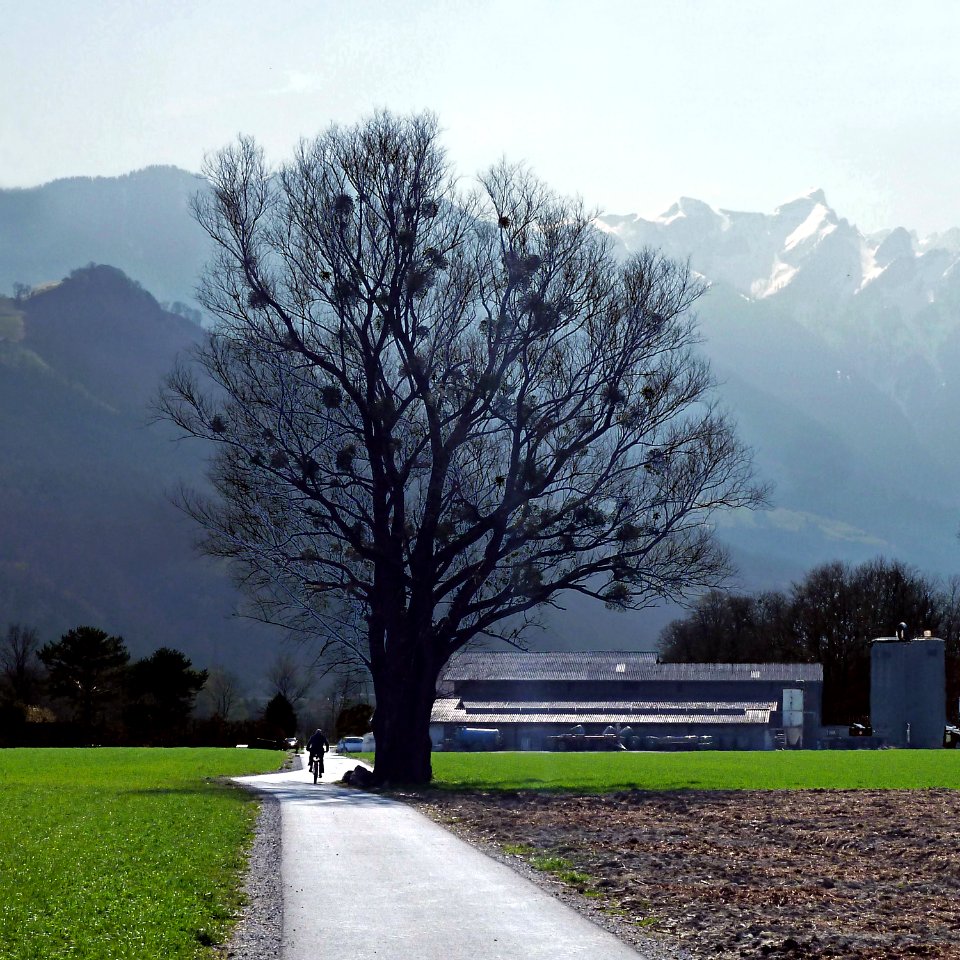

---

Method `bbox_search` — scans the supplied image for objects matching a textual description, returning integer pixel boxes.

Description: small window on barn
[750,669,761,679]
[615,663,626,673]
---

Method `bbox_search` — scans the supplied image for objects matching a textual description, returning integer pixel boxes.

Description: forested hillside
[0,265,278,675]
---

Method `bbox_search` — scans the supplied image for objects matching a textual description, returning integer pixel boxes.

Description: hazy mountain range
[599,190,960,433]
[2,169,958,674]
[0,166,208,308]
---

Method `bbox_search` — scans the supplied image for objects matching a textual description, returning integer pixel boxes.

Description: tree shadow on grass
[120,785,257,803]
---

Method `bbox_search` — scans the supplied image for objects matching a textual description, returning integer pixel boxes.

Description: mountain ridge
[2,169,960,666]
[0,265,281,678]
[0,166,209,308]
[598,189,960,435]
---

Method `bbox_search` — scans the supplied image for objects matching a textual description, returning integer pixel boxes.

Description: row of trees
[658,558,960,724]
[204,651,375,742]
[0,623,374,747]
[0,624,208,744]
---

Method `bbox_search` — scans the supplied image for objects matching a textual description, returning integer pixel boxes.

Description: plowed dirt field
[409,789,960,959]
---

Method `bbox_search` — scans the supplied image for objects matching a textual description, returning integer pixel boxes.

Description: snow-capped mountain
[598,188,959,305]
[598,191,960,416]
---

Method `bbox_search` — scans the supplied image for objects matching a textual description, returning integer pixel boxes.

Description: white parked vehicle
[337,736,365,753]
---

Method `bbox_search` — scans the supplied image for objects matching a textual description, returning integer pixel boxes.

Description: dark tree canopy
[262,692,297,739]
[659,557,956,724]
[38,626,129,730]
[335,702,374,740]
[657,589,799,664]
[162,112,762,783]
[125,646,208,741]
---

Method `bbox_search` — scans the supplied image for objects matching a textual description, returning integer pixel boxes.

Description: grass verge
[424,749,960,791]
[0,747,282,959]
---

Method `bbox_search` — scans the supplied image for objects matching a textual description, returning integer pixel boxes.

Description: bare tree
[303,662,372,736]
[0,623,42,704]
[201,667,242,721]
[161,112,763,783]
[659,589,800,664]
[266,652,316,706]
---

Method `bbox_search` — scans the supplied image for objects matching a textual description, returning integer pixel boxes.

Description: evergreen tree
[38,626,129,731]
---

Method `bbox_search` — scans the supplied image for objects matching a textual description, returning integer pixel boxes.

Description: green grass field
[0,747,282,960]
[407,749,960,791]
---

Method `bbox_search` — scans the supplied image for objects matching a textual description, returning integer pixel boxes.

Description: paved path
[235,754,651,959]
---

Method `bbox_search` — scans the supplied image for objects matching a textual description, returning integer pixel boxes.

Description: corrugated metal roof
[440,651,822,683]
[431,698,775,726]
[459,700,778,713]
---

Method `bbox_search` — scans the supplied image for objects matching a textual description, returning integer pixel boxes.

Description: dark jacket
[307,729,329,753]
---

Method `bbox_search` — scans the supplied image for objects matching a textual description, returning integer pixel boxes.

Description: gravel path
[222,792,283,960]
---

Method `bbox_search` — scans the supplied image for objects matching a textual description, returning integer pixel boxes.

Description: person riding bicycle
[306,728,329,776]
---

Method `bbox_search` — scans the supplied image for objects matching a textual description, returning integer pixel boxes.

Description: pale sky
[3,1,959,235]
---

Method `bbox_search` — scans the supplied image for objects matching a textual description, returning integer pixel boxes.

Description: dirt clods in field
[409,789,960,960]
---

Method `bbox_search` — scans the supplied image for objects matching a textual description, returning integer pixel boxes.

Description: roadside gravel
[405,795,689,960]
[222,793,283,960]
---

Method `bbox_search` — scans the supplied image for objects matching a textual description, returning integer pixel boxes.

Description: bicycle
[309,752,324,783]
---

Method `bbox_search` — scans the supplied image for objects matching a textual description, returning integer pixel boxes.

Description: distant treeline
[659,557,960,724]
[0,623,292,748]
[0,622,376,749]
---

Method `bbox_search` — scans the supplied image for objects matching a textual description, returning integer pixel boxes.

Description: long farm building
[431,651,823,751]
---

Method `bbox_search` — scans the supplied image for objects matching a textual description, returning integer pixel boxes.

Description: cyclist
[306,728,329,777]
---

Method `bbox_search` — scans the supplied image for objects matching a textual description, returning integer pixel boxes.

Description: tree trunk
[370,651,439,786]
